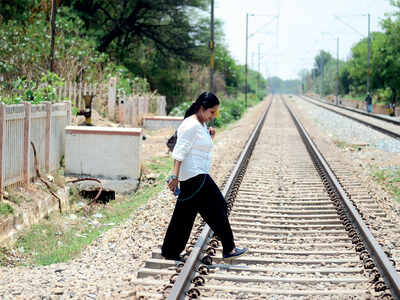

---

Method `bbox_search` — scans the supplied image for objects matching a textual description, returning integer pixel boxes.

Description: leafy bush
[0,7,104,82]
[169,101,192,117]
[213,95,248,128]
[0,203,13,216]
[375,87,392,104]
[0,7,151,104]
[0,72,65,104]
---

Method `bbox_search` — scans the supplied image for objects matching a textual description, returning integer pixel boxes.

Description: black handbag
[166,131,177,152]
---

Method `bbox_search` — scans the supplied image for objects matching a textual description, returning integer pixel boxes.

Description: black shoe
[162,254,186,263]
[223,247,247,260]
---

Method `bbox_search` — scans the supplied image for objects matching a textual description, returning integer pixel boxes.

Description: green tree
[312,50,333,77]
[62,0,208,59]
[380,9,400,103]
[0,0,257,110]
[338,63,353,95]
[0,0,39,22]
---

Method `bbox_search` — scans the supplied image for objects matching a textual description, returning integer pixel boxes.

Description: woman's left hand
[209,127,216,139]
[168,178,179,193]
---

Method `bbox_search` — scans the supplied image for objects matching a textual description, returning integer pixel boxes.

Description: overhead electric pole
[257,43,261,100]
[336,37,339,105]
[209,0,215,93]
[49,0,57,72]
[245,13,249,108]
[367,13,371,94]
[245,13,278,106]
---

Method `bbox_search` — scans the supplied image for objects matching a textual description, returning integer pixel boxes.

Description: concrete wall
[65,126,142,180]
[143,116,183,130]
[0,189,69,243]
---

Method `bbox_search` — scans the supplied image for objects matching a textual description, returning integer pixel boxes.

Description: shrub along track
[133,95,400,299]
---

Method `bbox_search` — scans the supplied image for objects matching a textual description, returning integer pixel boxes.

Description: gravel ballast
[0,99,268,299]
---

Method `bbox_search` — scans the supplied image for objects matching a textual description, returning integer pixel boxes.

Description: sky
[214,0,396,80]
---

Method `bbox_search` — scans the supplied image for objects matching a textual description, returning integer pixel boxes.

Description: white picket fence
[56,78,167,125]
[0,102,71,191]
[0,78,167,193]
[118,95,166,126]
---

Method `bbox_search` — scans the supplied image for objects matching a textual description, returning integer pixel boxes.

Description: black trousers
[161,174,235,258]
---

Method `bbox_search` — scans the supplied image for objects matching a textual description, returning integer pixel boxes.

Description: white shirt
[172,116,213,181]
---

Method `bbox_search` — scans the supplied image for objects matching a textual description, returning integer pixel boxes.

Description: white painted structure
[143,116,183,130]
[0,102,70,191]
[65,126,142,180]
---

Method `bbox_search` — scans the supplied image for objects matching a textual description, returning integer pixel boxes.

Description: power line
[334,15,366,37]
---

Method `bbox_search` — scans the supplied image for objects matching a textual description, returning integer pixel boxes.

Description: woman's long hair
[184,92,220,119]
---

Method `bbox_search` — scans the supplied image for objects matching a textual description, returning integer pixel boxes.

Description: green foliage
[169,101,192,117]
[0,0,42,23]
[371,166,400,203]
[0,7,107,82]
[0,72,65,104]
[338,63,353,95]
[302,4,400,104]
[0,202,13,216]
[62,0,209,56]
[213,98,244,127]
[0,6,153,103]
[103,64,150,96]
[312,50,333,78]
[57,0,263,109]
[375,87,392,104]
[0,1,266,112]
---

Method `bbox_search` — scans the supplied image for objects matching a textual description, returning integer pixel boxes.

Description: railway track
[298,95,400,140]
[305,94,400,126]
[133,95,400,299]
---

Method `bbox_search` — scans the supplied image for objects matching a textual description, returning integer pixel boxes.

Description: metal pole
[209,0,215,93]
[367,13,370,94]
[320,64,324,98]
[245,13,249,108]
[257,43,261,100]
[49,0,57,72]
[336,37,339,105]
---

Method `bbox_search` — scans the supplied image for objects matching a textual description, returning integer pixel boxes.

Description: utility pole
[245,13,249,108]
[336,37,339,105]
[245,13,277,106]
[367,13,371,94]
[320,64,324,98]
[257,43,261,100]
[49,0,57,72]
[209,0,215,93]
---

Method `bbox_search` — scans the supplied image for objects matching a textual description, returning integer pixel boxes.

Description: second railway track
[298,95,400,140]
[133,95,400,299]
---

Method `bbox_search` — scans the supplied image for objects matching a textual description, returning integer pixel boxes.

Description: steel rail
[306,94,400,126]
[298,95,400,140]
[167,99,272,300]
[284,98,400,300]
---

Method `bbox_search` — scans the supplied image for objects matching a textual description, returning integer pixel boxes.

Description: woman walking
[161,91,247,262]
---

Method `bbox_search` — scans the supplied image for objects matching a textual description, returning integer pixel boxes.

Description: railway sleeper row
[133,96,399,299]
